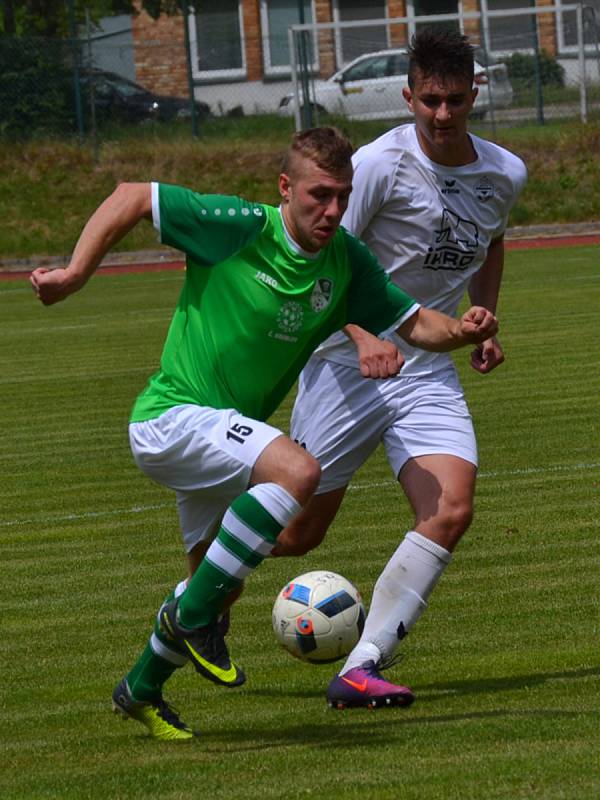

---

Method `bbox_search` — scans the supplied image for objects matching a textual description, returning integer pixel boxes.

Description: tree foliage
[0,35,74,135]
[0,0,191,138]
[0,0,182,37]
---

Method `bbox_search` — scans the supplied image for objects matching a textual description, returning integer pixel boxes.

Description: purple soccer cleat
[326,660,415,709]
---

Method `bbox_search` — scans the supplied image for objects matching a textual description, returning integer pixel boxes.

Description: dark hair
[281,126,354,177]
[407,28,475,89]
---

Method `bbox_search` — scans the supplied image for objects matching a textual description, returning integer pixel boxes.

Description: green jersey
[130,184,418,423]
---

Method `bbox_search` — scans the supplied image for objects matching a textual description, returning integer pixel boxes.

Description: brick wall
[243,0,263,82]
[131,1,266,90]
[536,0,558,55]
[132,5,189,97]
[131,0,558,96]
[316,0,335,77]
[388,0,409,47]
[462,0,557,56]
[462,0,481,44]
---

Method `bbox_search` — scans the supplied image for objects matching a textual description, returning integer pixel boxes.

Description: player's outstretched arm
[30,183,152,306]
[344,324,404,378]
[396,306,498,352]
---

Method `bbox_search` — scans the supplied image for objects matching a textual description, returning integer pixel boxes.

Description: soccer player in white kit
[275,28,528,709]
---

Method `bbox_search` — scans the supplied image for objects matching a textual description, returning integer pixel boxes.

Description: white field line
[2,461,600,530]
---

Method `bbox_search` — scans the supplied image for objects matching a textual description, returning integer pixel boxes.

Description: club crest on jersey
[267,301,304,342]
[475,177,495,202]
[310,278,333,312]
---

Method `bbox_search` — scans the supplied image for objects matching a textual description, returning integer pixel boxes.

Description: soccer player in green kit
[31,127,498,741]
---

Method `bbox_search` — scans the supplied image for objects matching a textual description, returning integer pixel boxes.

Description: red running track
[2,234,599,282]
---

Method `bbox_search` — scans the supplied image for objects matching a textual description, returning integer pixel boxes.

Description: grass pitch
[2,244,599,799]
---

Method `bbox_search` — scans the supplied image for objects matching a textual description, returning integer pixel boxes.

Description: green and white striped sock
[125,581,188,702]
[178,483,301,629]
[150,580,189,665]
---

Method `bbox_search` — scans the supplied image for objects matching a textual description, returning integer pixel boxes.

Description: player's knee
[298,454,321,505]
[440,500,473,539]
[306,453,322,489]
[276,449,320,505]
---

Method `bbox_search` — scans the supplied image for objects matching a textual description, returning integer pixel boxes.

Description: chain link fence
[1,5,599,143]
[286,7,600,131]
[0,32,210,140]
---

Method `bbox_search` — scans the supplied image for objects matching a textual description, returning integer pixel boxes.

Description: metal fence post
[85,9,99,161]
[181,1,199,138]
[297,0,313,129]
[576,3,588,122]
[478,0,497,138]
[531,8,545,124]
[66,0,84,141]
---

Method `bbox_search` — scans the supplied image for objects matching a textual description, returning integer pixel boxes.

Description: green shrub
[506,50,566,89]
[0,35,77,137]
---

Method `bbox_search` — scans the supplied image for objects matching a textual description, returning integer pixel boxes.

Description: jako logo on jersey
[423,209,479,271]
[310,278,333,312]
[475,177,495,202]
[255,270,279,288]
[442,179,460,195]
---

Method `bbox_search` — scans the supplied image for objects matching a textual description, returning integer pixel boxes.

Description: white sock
[249,482,302,528]
[340,531,451,675]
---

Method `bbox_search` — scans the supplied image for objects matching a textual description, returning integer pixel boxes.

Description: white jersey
[315,123,528,376]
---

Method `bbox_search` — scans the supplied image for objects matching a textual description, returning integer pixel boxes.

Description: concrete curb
[1,222,599,274]
[0,248,183,274]
[505,221,600,240]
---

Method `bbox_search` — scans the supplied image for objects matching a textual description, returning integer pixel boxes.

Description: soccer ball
[272,570,365,664]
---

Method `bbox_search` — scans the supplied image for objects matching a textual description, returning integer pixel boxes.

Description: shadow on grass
[418,665,600,698]
[246,664,600,704]
[199,706,600,754]
[110,666,600,749]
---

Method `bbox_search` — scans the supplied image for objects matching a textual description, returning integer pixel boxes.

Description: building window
[261,0,316,76]
[484,0,533,53]
[557,0,600,50]
[190,0,246,80]
[333,0,388,65]
[412,0,460,36]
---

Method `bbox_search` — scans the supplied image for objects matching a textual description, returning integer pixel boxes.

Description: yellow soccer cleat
[112,678,198,741]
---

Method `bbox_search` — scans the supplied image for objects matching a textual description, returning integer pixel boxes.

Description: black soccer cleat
[159,599,245,688]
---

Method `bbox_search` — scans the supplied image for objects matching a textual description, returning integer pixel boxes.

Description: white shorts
[129,404,282,552]
[291,356,477,493]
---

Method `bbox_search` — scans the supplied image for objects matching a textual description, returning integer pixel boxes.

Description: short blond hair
[281,126,354,178]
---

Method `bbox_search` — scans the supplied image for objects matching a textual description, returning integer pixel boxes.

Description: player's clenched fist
[30,267,80,306]
[459,305,499,342]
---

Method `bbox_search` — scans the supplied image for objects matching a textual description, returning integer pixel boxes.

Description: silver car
[278,47,513,121]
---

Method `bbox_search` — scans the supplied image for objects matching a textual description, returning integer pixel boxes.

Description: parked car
[278,48,513,121]
[80,70,212,124]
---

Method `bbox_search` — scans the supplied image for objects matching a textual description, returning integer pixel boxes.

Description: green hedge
[506,50,566,88]
[0,36,77,137]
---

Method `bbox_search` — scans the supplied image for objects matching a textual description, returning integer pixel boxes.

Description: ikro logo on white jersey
[423,209,479,271]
